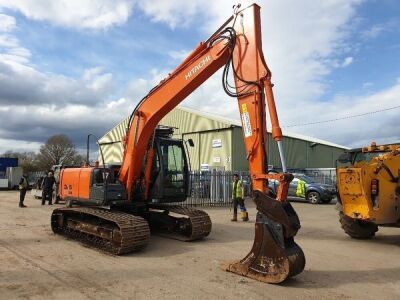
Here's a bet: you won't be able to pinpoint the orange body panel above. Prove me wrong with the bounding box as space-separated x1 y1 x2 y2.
59 167 92 201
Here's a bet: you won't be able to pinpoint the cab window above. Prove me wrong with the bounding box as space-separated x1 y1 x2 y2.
160 143 186 190
354 152 384 163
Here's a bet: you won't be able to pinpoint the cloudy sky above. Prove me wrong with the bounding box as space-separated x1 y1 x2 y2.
0 0 399 153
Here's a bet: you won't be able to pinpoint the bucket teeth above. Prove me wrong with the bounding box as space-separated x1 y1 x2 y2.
224 191 305 284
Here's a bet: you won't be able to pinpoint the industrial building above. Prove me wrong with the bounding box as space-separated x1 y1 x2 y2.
99 106 349 171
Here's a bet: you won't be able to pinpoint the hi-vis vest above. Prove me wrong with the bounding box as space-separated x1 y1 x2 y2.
295 179 306 198
19 177 28 190
232 180 243 198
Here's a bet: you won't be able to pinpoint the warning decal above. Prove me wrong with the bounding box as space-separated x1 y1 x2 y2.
241 103 252 138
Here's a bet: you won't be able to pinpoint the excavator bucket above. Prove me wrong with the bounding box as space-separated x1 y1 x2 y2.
224 191 305 283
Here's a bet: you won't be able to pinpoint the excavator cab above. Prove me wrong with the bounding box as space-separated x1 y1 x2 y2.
150 136 190 203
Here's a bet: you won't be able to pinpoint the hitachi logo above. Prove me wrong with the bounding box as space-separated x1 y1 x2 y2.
185 55 211 80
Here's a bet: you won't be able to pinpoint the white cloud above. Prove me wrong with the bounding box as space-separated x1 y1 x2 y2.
284 82 400 147
341 56 354 67
89 72 113 93
0 58 114 106
0 13 31 64
0 15 115 107
361 20 398 40
168 49 190 61
0 100 129 152
0 0 134 29
0 12 119 152
135 0 202 29
362 24 386 39
82 67 113 94
0 13 15 31
152 1 364 122
0 66 168 152
0 138 41 153
82 67 104 81
362 82 373 89
124 68 170 104
0 33 18 47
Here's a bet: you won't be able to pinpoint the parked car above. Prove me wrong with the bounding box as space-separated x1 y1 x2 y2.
269 173 336 204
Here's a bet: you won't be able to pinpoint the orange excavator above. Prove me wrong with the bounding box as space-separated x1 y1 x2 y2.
51 3 305 283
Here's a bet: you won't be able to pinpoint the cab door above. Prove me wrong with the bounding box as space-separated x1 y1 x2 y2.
151 138 189 203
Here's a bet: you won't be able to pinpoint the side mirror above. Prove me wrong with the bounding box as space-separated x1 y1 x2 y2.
338 153 352 164
187 139 194 147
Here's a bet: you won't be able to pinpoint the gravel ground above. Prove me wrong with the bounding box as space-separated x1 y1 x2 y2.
0 190 399 299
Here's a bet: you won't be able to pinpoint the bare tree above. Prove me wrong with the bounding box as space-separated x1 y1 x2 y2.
36 134 84 170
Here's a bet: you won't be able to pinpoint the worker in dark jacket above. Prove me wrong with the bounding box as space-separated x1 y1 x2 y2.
18 173 29 208
41 171 55 205
231 174 249 222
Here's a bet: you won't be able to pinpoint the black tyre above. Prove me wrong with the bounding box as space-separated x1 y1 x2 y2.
339 212 378 239
307 191 320 204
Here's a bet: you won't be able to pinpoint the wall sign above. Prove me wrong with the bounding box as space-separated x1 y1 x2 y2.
213 156 221 163
200 164 209 171
212 139 222 148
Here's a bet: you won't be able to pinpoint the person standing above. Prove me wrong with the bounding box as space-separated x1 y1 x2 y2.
41 171 55 205
231 174 249 222
296 178 306 198
18 173 29 208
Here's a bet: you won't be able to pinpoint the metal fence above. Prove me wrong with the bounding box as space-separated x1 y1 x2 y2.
183 170 252 207
181 168 337 207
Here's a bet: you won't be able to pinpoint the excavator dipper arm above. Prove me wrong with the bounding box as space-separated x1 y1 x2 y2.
118 4 305 283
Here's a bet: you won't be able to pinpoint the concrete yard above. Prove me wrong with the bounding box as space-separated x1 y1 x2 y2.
0 190 399 300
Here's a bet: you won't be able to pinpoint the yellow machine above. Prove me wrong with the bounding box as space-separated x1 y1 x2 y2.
336 142 400 238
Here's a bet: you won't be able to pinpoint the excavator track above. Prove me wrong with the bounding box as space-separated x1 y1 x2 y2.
51 207 150 255
147 205 212 241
